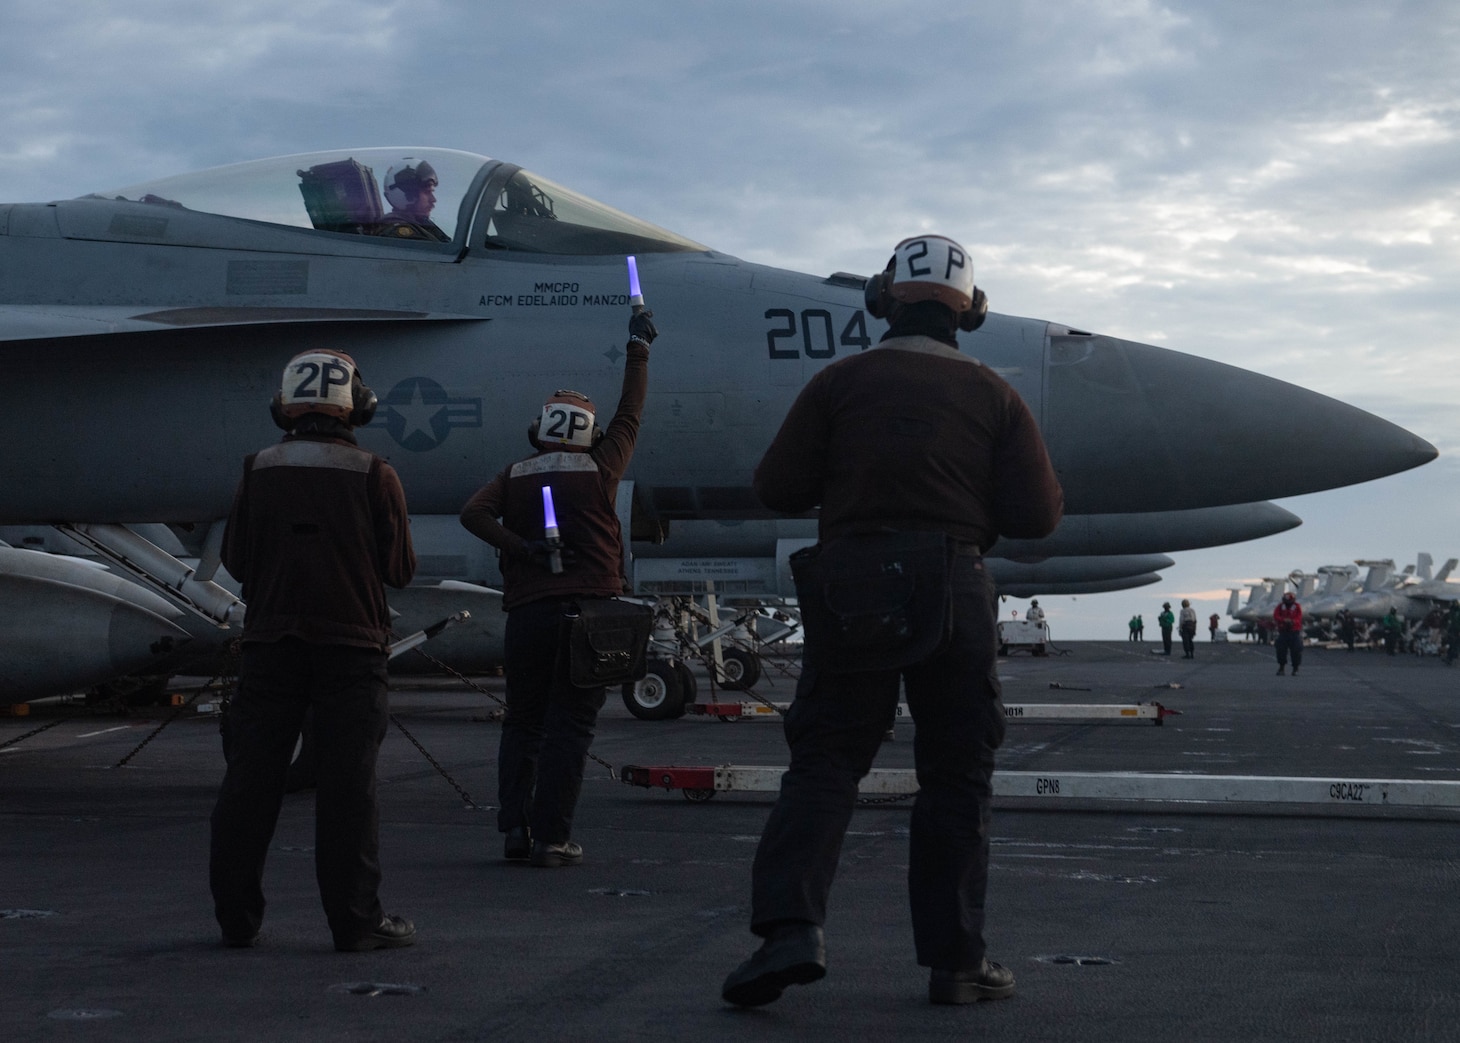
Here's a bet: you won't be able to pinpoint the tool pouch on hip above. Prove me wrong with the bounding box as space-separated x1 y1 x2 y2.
790 530 955 673
567 599 655 687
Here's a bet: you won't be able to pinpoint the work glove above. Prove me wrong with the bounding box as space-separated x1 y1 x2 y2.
628 310 658 345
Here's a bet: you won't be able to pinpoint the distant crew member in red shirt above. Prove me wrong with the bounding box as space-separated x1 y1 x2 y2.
1273 591 1304 675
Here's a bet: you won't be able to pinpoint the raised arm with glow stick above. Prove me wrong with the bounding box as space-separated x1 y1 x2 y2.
626 255 658 345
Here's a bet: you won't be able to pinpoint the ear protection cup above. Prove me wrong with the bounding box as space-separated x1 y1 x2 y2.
348 376 377 427
864 260 896 320
958 287 989 332
270 391 295 432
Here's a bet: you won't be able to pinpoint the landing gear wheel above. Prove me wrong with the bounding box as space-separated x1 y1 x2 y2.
717 648 761 691
621 658 685 721
674 660 698 710
683 787 715 802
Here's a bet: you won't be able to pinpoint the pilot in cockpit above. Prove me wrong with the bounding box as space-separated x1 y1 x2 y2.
374 159 449 242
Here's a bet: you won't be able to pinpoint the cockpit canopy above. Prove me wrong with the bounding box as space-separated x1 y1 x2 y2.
87 147 706 256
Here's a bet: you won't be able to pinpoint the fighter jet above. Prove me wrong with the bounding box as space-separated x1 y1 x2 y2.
1398 555 1460 603
1342 558 1450 622
0 147 1439 700
1227 579 1285 634
1302 564 1362 620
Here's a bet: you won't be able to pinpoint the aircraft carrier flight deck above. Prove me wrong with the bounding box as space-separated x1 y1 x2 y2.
3 639 1457 1042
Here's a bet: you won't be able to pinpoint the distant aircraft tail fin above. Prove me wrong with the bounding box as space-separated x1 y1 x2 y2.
1357 560 1395 592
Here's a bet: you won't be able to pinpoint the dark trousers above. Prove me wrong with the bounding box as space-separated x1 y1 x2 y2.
750 556 1004 971
1180 628 1196 657
498 599 608 844
1161 626 1173 654
210 639 389 945
1275 630 1303 670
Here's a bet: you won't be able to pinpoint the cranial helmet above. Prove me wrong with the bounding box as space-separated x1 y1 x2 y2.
271 350 377 430
384 159 439 209
529 389 599 450
863 234 988 331
1283 591 1296 602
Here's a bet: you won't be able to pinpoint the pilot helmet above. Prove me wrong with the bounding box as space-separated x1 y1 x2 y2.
384 159 439 209
271 350 377 429
529 389 599 450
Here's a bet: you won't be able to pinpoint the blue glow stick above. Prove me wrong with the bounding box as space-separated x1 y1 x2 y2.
626 255 644 312
541 485 563 573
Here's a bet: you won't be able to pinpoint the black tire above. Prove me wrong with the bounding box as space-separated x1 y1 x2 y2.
674 660 698 710
621 658 685 720
717 647 761 691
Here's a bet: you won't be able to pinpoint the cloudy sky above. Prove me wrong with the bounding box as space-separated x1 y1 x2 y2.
4 1 1457 639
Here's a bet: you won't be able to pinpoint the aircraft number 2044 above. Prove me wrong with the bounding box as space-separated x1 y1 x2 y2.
765 308 872 360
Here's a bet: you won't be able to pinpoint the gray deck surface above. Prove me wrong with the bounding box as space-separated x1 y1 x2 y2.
4 639 1458 1042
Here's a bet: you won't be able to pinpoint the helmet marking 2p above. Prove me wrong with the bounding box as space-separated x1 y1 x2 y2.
271 350 377 430
864 234 989 332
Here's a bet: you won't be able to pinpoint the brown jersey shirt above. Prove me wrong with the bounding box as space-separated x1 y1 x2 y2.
754 335 1063 549
460 341 648 610
222 432 416 650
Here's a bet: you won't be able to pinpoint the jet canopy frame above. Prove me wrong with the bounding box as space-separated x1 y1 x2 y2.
84 147 707 256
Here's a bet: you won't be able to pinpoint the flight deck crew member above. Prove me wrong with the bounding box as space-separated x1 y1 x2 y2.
721 235 1064 1008
1178 599 1197 658
373 159 450 242
1382 607 1403 656
460 309 658 867
1209 612 1220 641
1442 602 1460 666
210 350 417 952
1158 602 1175 655
1273 591 1303 675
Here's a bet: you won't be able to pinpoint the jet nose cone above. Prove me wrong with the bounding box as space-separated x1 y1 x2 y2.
1042 332 1437 514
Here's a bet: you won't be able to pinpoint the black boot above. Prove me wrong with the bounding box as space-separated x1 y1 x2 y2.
722 923 826 1007
929 958 1016 1004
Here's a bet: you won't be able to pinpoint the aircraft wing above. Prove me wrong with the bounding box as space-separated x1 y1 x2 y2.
0 304 485 342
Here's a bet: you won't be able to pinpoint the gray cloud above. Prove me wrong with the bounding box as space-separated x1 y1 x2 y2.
3 1 1456 636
